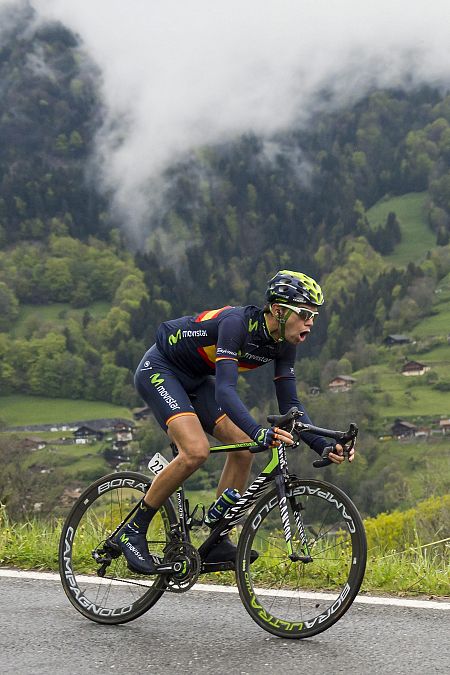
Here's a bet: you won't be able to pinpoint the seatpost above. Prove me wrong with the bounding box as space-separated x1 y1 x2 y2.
168 441 190 540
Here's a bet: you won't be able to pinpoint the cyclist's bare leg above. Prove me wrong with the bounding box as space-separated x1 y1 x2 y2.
212 415 254 496
143 415 209 508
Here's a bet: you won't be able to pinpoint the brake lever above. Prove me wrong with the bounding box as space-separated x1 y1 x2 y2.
310 423 358 468
312 447 334 468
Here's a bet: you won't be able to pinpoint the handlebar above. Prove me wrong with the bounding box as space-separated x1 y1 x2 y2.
267 407 358 468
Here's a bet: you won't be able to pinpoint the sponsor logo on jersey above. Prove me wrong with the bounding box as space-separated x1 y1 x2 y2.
149 372 180 410
241 352 271 363
216 347 238 358
168 328 208 345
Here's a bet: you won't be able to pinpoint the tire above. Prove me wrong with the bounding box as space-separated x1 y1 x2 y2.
236 478 367 639
59 471 177 625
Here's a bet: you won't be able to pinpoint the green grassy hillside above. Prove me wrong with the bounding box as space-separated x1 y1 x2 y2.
413 271 450 339
0 395 132 426
367 192 434 266
355 364 450 418
361 193 450 420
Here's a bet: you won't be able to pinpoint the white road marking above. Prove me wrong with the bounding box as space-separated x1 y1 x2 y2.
1 568 449 610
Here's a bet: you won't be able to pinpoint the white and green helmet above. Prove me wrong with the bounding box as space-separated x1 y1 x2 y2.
266 270 324 307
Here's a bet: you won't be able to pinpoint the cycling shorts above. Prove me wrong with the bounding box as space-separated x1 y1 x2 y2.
134 345 226 434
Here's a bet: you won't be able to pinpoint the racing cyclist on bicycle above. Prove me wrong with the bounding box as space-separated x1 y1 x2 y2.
115 270 355 574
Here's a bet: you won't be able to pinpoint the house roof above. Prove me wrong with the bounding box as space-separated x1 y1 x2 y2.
392 420 417 429
385 334 411 341
330 375 356 383
74 425 101 434
402 360 427 369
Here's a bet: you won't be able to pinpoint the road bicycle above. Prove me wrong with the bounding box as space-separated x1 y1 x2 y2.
59 407 366 639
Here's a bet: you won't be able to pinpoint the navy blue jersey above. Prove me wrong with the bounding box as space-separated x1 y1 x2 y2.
152 305 327 452
156 305 294 377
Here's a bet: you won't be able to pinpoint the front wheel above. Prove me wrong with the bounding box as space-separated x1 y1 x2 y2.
236 478 367 639
59 471 177 625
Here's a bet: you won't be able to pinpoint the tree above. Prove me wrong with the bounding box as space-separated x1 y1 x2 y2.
42 258 72 302
0 283 19 331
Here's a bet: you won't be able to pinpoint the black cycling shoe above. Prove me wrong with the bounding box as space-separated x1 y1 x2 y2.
204 536 259 564
113 526 161 575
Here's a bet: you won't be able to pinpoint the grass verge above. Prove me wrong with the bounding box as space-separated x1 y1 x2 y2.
0 504 448 597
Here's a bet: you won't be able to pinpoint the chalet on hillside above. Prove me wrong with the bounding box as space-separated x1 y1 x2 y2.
328 375 356 392
401 360 430 376
391 419 417 437
113 422 134 448
133 406 152 421
384 334 412 347
439 419 450 434
22 437 47 451
73 425 104 444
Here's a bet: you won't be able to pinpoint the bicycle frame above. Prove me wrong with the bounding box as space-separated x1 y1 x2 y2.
171 439 308 564
104 409 357 574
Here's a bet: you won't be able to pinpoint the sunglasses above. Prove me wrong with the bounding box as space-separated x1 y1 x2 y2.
281 304 319 321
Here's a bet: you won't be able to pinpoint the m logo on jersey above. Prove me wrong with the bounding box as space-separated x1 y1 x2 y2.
168 329 182 345
150 373 165 386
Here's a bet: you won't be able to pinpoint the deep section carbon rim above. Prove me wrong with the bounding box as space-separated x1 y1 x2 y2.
236 478 367 638
59 471 176 624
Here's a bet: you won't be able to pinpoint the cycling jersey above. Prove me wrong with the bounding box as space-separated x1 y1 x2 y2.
136 305 328 453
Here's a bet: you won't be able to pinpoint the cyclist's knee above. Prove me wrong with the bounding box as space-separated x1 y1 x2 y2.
227 448 254 468
178 442 209 472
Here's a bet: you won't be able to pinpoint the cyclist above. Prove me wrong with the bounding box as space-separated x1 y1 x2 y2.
116 270 355 574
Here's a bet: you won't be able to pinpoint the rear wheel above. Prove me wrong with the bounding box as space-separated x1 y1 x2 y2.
59 471 177 624
236 478 366 638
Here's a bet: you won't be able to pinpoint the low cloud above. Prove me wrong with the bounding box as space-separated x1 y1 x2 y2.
16 0 450 239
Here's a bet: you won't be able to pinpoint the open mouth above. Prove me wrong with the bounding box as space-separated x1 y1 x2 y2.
299 330 310 342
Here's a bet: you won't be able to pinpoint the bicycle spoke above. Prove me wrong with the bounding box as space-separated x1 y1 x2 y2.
59 472 176 624
236 479 366 638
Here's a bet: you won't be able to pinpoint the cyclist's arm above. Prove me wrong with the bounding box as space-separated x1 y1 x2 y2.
274 346 329 455
214 314 262 440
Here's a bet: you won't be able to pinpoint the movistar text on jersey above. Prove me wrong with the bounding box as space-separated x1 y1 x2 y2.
156 385 180 410
182 329 207 337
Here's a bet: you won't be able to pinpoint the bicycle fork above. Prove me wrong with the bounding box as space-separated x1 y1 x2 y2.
274 459 312 564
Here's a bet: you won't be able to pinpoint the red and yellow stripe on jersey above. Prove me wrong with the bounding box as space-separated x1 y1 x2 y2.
195 306 232 369
194 305 259 372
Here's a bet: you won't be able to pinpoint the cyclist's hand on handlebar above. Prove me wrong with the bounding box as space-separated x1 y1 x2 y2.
328 443 355 464
254 426 294 449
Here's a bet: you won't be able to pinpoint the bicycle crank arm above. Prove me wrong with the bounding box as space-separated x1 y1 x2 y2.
289 553 313 563
154 561 186 574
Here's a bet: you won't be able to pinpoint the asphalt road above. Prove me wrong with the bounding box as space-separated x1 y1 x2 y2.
0 574 449 675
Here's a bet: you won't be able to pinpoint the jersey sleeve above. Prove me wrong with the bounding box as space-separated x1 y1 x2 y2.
214 313 262 440
274 344 329 455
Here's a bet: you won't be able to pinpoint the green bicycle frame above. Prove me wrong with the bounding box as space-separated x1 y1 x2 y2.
180 440 311 561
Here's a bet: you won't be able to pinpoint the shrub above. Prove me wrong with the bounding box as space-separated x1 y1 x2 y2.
364 494 450 552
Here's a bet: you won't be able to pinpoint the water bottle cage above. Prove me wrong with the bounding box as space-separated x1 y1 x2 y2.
186 503 205 529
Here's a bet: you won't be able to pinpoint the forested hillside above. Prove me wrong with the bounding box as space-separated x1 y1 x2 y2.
1 8 450 517
1 12 450 402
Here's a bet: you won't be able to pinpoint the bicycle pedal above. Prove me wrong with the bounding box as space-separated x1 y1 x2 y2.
105 538 121 554
201 561 235 573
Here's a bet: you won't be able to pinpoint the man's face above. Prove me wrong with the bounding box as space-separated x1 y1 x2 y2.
277 303 319 345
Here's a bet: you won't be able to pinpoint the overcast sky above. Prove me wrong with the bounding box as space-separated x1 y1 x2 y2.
4 0 450 237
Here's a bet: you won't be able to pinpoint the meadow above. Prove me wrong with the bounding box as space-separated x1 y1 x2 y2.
366 192 434 266
0 395 133 426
